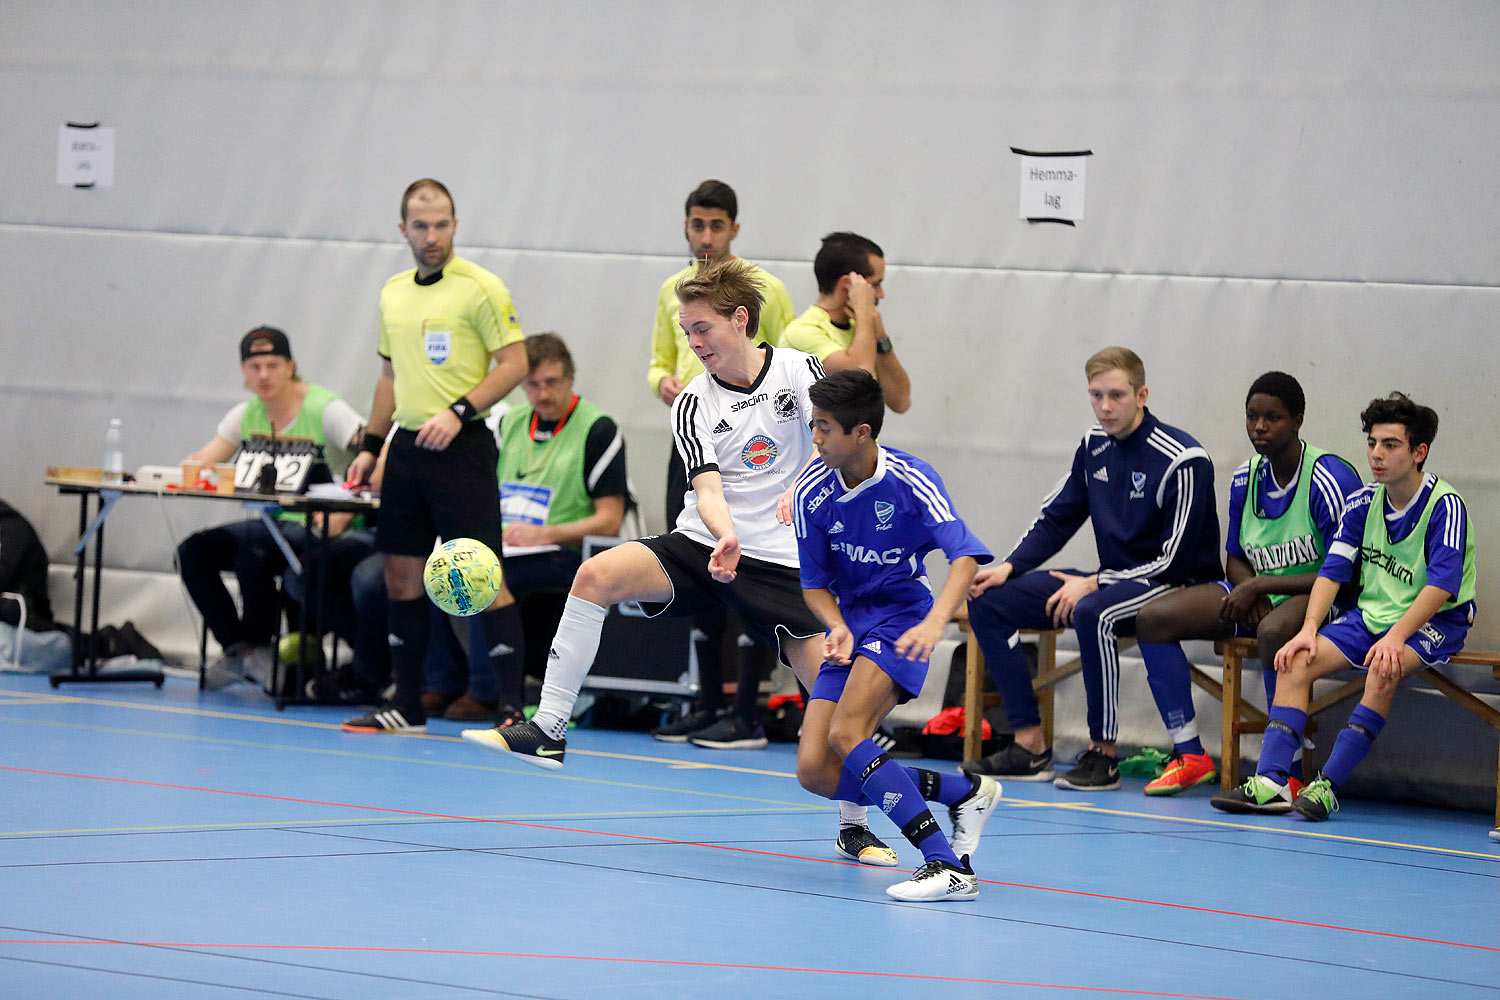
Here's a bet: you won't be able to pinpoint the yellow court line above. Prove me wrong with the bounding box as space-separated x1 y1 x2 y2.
1013 799 1500 861
0 715 820 813
2 691 796 777
0 805 822 839
6 686 1498 861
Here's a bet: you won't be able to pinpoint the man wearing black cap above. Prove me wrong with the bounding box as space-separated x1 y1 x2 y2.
341 178 529 734
178 327 366 687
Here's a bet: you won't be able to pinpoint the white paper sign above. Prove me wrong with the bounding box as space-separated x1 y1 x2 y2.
1017 153 1087 222
57 124 116 188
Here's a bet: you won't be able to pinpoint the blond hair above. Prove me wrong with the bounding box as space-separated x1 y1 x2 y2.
1084 346 1146 389
675 257 764 337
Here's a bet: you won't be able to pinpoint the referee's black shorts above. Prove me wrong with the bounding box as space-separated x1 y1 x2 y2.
633 532 823 653
377 422 504 558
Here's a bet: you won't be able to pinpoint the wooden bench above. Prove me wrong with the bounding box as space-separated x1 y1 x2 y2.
954 610 1105 764
955 610 1500 826
1216 637 1500 825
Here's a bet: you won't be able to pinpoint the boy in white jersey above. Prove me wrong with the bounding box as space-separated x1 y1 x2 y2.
1212 392 1477 820
461 260 895 861
792 369 1001 901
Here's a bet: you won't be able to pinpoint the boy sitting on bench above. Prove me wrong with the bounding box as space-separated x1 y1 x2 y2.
1212 392 1477 821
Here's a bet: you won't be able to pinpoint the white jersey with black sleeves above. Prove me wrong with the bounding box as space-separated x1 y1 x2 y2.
669 344 825 567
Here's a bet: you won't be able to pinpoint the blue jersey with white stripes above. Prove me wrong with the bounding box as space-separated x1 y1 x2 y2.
1004 409 1222 586
794 446 992 619
1225 445 1363 560
1319 472 1474 608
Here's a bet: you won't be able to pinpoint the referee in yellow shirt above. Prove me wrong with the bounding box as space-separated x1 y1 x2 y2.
781 232 911 414
343 179 529 734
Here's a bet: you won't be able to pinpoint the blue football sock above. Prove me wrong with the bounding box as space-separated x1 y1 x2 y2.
844 739 958 866
1140 642 1200 754
1256 705 1307 784
834 768 876 808
1322 704 1386 788
1173 736 1205 756
913 768 974 807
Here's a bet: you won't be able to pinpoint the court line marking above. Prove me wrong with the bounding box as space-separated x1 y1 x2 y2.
4 691 1497 863
3 765 1496 955
0 938 1259 999
0 714 818 810
0 692 794 776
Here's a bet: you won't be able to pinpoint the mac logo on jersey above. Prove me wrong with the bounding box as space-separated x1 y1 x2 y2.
740 435 779 470
773 388 798 422
1130 471 1147 499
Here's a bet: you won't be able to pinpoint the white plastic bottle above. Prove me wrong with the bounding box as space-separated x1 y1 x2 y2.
102 417 124 484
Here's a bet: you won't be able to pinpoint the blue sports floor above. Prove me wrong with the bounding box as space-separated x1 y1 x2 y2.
2 672 1498 1000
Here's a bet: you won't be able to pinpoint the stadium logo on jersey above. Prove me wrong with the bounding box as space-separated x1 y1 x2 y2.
828 520 845 534
807 483 836 513
424 329 451 365
773 388 798 422
862 639 883 654
1092 467 1109 483
1130 471 1147 499
730 392 768 412
712 419 732 435
740 435 779 470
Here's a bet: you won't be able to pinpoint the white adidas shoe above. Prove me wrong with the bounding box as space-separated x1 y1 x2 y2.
949 774 1001 858
885 856 978 902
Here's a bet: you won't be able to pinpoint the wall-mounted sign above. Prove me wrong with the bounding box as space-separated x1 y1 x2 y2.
57 122 115 188
1014 147 1090 225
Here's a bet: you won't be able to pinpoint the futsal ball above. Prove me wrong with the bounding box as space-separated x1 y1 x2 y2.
423 538 502 617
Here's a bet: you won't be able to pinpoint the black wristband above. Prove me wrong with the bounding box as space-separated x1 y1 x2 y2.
875 336 894 355
449 396 477 422
359 432 384 456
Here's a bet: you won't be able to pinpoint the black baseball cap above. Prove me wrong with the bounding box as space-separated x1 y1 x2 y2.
240 326 293 361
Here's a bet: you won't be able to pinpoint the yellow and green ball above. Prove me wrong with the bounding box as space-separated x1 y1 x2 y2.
423 538 502 617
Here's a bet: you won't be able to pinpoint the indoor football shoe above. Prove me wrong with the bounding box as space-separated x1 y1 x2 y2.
652 708 719 743
948 774 1002 857
960 742 1054 781
1053 747 1122 791
1209 774 1294 814
1292 774 1340 821
340 704 426 734
688 715 768 749
462 719 566 770
1143 751 1218 796
835 825 899 867
885 855 979 902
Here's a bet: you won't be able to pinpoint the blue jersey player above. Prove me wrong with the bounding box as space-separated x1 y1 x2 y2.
792 369 1000 902
1213 392 1476 820
964 347 1223 791
1135 372 1361 796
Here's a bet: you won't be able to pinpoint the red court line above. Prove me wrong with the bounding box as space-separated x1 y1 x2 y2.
5 765 1496 955
0 939 1247 999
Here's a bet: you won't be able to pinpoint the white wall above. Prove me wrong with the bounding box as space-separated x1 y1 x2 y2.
4 1 1499 646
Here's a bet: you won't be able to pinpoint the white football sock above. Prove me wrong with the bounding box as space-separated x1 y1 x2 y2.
532 594 609 739
839 800 869 828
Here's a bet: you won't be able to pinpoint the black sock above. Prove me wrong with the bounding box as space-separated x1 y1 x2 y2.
479 601 526 710
387 596 430 717
729 636 765 721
